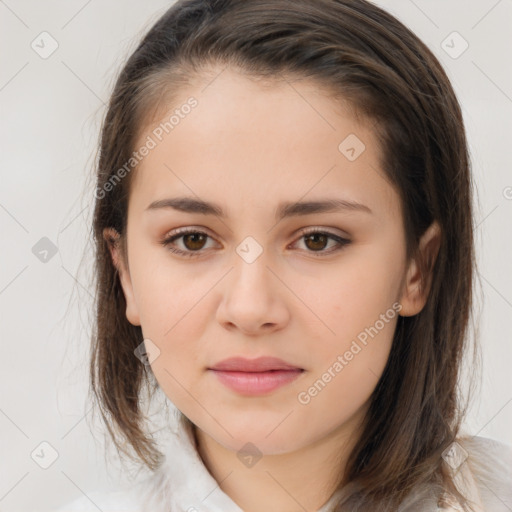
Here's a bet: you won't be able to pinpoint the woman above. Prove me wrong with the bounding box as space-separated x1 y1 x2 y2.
57 0 512 510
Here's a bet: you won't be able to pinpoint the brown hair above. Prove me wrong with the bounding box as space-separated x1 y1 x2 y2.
88 0 481 510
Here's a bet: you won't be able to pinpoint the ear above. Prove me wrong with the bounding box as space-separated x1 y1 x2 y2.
103 227 141 326
398 221 441 317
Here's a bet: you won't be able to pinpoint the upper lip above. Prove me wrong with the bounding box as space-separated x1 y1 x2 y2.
209 356 303 372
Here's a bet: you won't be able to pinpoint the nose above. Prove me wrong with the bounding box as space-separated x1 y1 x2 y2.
215 247 290 336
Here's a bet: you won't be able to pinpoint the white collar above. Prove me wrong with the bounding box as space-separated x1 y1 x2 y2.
58 411 511 511
135 411 511 512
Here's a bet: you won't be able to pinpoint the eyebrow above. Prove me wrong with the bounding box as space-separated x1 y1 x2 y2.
145 196 373 220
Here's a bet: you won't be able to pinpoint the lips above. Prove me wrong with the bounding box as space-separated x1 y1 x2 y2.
209 356 303 372
208 357 304 395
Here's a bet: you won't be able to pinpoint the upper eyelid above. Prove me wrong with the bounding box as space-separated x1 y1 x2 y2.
163 226 218 243
163 226 349 240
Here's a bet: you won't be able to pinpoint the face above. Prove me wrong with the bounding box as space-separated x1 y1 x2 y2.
105 67 438 456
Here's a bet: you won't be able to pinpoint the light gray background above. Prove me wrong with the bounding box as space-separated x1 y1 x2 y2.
1 1 511 510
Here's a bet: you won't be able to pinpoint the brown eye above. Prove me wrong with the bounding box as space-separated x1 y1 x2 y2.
182 232 208 251
161 227 350 259
293 228 351 256
161 229 216 258
304 232 330 251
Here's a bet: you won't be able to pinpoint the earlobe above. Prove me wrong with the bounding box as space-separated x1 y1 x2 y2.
398 221 441 317
102 227 141 326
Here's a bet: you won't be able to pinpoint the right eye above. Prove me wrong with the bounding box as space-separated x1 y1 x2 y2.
160 228 218 258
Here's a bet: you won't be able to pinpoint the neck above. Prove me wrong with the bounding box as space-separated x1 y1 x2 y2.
193 411 365 512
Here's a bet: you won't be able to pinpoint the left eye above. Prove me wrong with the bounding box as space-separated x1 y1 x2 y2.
160 228 351 258
293 228 351 254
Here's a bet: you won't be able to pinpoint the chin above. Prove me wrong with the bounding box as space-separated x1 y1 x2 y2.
205 417 306 455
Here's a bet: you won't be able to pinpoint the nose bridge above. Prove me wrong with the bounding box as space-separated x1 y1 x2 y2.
230 234 274 294
215 233 288 333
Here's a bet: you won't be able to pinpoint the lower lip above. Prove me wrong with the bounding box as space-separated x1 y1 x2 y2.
210 369 304 395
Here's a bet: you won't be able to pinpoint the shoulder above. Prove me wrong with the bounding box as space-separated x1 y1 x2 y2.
402 435 512 512
54 478 150 512
454 435 512 511
459 434 512 476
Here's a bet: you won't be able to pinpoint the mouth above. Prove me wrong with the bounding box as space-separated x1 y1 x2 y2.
209 356 303 372
208 357 305 395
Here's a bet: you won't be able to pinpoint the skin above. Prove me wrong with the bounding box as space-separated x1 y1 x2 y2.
105 67 440 512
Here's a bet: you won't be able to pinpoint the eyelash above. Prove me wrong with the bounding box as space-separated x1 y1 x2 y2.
160 227 351 258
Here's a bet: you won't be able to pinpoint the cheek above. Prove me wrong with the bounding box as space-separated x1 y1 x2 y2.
130 256 213 357
294 254 401 340
295 254 401 399
130 253 205 334
296 310 398 441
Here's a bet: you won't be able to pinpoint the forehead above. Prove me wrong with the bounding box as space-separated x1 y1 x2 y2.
129 67 399 220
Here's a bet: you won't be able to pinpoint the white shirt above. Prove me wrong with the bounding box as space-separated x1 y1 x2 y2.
55 413 512 512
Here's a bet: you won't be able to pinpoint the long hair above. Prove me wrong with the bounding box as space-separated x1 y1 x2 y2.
89 1 480 510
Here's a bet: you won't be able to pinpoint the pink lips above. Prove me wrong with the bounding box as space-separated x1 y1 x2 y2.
208 356 304 395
